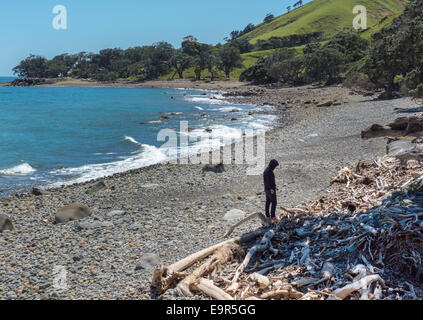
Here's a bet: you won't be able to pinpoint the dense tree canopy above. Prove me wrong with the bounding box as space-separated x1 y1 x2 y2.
218 44 244 78
364 0 423 97
13 55 48 78
13 36 243 81
241 31 364 85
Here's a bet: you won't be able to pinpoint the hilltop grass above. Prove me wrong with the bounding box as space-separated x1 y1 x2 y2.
242 0 405 44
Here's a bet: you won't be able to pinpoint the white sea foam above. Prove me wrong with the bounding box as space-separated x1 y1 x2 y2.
49 143 167 187
185 92 229 105
212 106 243 112
0 163 36 176
125 136 141 145
46 91 277 188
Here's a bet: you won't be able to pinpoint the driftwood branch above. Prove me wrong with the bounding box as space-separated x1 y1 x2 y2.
194 278 234 300
329 274 385 300
221 212 267 239
175 242 242 297
152 226 269 293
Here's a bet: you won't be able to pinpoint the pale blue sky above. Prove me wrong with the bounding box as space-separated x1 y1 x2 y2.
0 0 311 75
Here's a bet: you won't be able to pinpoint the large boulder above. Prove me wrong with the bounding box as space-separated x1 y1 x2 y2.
0 213 13 232
362 116 423 139
55 204 91 224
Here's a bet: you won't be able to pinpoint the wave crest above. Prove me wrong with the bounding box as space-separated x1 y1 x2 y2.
0 163 36 176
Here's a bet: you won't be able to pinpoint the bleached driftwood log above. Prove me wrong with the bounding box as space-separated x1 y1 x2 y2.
221 212 267 239
260 289 303 300
175 242 242 297
152 227 269 293
329 274 385 300
227 228 278 294
194 278 234 300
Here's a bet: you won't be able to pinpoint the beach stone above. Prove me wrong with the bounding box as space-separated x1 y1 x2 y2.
202 163 225 174
55 204 91 223
0 213 13 232
77 221 114 230
86 181 106 194
135 253 160 271
107 210 125 217
223 209 245 222
316 100 333 107
31 187 43 196
73 254 83 262
128 223 143 231
140 184 159 189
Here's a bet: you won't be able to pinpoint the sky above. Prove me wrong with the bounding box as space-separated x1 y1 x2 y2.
0 0 312 76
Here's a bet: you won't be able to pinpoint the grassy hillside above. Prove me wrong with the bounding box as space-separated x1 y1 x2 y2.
241 0 406 43
162 0 406 81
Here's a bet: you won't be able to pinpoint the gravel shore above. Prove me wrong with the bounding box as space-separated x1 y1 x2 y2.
0 82 421 300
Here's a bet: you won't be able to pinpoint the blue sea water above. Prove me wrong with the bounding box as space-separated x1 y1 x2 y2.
0 80 276 195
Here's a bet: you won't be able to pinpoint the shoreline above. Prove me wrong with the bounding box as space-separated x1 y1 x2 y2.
1 82 422 300
2 78 255 91
0 84 279 197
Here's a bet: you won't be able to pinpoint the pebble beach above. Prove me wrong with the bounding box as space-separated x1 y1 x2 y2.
0 81 421 300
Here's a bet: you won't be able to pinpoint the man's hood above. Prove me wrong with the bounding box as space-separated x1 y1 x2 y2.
268 159 279 171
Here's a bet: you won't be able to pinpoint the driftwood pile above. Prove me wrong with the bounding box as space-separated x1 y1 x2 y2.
152 117 423 300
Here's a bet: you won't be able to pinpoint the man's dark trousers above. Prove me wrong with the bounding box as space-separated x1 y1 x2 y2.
265 191 277 219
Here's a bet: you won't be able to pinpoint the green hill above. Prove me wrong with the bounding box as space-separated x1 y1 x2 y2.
241 0 406 43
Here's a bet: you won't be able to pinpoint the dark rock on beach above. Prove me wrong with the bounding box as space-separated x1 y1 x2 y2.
9 78 54 87
31 187 43 196
0 213 13 232
86 181 106 194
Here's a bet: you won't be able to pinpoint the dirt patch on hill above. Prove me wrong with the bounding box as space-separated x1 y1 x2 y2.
379 9 393 17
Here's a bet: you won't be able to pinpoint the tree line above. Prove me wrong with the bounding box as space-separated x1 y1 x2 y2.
13 36 243 81
240 32 369 85
13 1 423 98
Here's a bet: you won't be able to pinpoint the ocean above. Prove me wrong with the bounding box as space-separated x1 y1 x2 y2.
0 78 276 195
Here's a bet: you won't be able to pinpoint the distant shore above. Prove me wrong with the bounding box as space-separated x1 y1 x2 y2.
3 78 253 91
0 82 420 300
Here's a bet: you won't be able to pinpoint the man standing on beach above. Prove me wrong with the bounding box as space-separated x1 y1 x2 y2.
263 159 279 224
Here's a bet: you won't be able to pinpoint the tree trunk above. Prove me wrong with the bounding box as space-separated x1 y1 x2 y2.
178 68 184 79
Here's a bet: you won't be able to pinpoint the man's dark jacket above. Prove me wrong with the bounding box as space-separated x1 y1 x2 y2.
263 160 279 192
